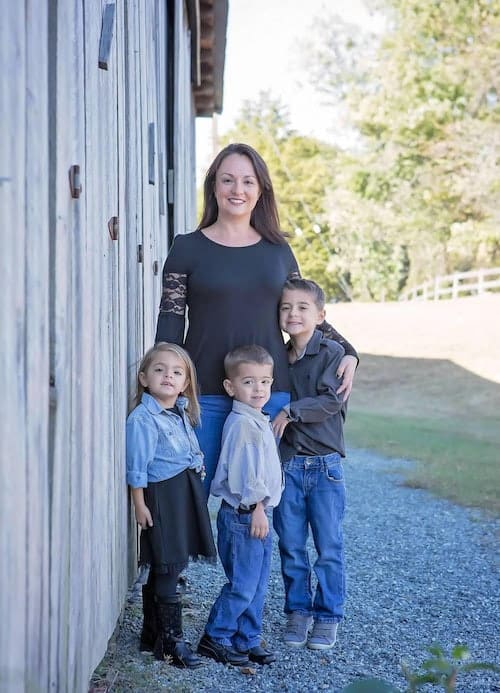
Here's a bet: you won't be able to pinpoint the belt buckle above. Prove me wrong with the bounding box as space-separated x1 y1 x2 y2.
237 503 256 514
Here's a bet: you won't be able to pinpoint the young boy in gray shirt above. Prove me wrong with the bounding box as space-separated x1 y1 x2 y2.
197 345 283 667
273 278 356 651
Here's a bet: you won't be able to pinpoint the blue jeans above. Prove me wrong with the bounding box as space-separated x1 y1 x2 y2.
273 453 346 623
205 502 273 651
196 392 290 494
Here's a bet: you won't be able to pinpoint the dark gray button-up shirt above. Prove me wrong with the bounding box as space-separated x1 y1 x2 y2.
280 329 347 462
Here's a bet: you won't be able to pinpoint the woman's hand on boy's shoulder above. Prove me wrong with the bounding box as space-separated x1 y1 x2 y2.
336 354 357 401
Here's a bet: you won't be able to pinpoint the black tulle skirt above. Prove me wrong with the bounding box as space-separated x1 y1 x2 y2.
140 468 216 574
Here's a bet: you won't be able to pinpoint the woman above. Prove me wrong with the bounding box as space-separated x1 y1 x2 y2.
155 143 357 491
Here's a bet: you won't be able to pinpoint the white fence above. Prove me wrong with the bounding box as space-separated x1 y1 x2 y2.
400 267 500 301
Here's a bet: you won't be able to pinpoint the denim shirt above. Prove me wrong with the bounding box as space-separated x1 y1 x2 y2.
126 392 204 488
210 400 283 508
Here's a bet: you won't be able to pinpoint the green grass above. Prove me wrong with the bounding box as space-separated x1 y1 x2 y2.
345 410 500 515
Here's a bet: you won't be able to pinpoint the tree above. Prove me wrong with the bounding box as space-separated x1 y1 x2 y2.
303 0 500 296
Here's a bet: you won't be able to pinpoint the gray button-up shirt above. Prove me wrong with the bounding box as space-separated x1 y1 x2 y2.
210 400 283 509
280 329 347 462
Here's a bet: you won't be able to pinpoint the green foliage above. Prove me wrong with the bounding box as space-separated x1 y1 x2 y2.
302 0 500 297
346 406 500 515
401 643 499 692
346 409 500 514
216 2 500 300
341 643 499 692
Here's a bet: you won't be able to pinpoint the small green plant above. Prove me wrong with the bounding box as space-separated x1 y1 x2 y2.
341 643 499 693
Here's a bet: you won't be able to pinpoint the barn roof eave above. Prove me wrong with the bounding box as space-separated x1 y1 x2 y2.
188 0 228 117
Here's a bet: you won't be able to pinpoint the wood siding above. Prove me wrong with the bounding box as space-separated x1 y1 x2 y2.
0 1 217 690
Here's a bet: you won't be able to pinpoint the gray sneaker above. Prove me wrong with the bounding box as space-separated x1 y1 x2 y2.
283 613 313 647
307 621 338 650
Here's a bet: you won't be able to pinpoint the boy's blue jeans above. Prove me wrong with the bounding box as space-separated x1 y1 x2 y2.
205 501 273 650
273 452 346 623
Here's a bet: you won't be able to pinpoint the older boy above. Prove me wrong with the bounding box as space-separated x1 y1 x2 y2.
273 278 355 651
197 345 283 666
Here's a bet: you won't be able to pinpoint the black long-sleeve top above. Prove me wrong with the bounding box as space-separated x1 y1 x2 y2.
155 230 357 396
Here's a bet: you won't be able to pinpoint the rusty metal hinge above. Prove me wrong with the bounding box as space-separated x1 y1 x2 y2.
108 216 119 241
69 165 82 199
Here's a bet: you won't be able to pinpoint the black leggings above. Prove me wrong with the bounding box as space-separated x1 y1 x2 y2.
146 564 185 600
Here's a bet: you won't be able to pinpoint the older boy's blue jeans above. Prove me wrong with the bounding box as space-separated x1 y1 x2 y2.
273 452 346 623
205 502 273 651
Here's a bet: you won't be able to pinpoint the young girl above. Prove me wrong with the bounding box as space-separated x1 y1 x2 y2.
126 342 216 668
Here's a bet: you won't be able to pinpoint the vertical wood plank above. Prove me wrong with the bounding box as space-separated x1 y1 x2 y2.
80 0 127 682
127 0 146 372
139 1 157 345
48 0 86 689
154 0 169 286
174 0 197 239
25 0 50 690
123 0 146 578
0 2 27 688
114 0 133 594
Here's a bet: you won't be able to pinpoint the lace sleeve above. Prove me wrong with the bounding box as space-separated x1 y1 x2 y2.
319 321 358 361
286 243 301 281
155 272 187 345
158 272 187 316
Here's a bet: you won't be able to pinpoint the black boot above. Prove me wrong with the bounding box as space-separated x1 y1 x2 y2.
139 584 157 652
153 596 203 668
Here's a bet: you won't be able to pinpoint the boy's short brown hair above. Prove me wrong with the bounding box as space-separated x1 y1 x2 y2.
224 344 274 379
282 277 325 310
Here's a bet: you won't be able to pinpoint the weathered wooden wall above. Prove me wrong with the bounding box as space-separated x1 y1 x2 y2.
0 0 207 690
1 1 50 689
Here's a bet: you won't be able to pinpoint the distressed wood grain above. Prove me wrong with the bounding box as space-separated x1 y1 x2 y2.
1 0 200 690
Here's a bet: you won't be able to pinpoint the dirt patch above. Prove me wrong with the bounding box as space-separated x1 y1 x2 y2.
326 293 500 383
326 294 500 438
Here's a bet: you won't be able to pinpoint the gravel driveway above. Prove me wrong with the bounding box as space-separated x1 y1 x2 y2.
91 450 499 692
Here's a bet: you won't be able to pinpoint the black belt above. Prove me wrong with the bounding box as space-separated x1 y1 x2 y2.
222 499 257 514
238 503 257 514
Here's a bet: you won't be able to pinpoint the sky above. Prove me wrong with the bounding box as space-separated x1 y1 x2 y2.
195 0 385 179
